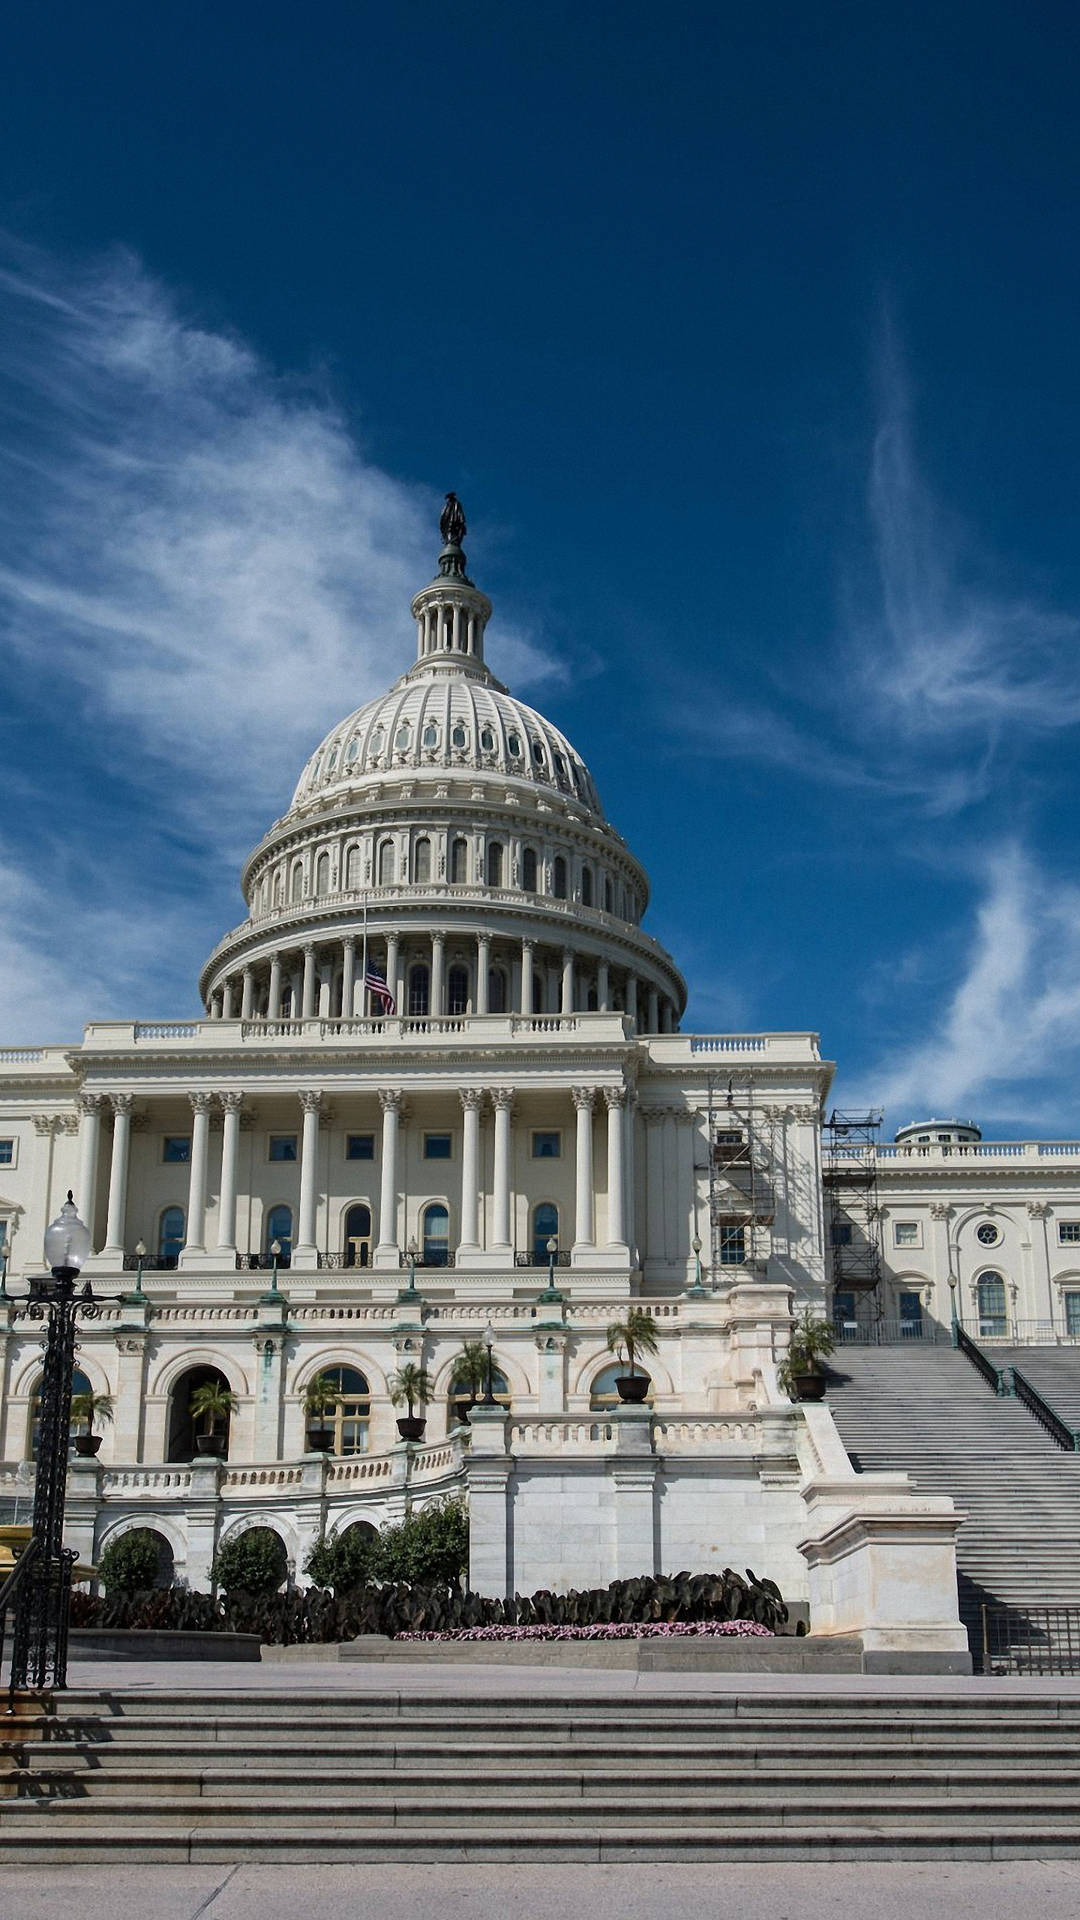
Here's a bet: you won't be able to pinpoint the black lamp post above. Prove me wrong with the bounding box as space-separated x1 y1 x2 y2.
687 1232 710 1298
537 1234 563 1305
398 1237 421 1305
9 1191 95 1694
481 1317 497 1406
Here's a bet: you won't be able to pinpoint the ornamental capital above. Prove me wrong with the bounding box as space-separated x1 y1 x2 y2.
604 1085 628 1111
1026 1200 1050 1218
189 1091 215 1115
929 1202 952 1220
571 1086 595 1112
378 1088 406 1115
110 1092 135 1117
78 1092 106 1116
219 1091 244 1114
460 1088 485 1112
298 1089 323 1115
489 1087 515 1112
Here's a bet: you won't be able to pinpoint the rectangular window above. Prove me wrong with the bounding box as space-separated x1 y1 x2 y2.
831 1220 853 1247
1066 1293 1080 1338
1059 1222 1080 1245
715 1130 743 1146
718 1225 745 1265
532 1131 561 1159
0 1139 13 1165
899 1291 923 1336
346 1133 375 1161
893 1221 921 1247
832 1290 857 1329
162 1136 191 1163
423 1133 452 1160
269 1134 298 1162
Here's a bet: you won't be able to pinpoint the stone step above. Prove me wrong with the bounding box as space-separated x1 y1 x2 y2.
28 1737 1080 1765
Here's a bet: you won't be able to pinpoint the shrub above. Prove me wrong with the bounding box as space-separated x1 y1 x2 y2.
212 1526 288 1597
97 1528 164 1595
370 1498 469 1588
304 1524 377 1594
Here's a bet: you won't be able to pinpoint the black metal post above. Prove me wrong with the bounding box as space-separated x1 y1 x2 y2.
482 1337 497 1406
9 1272 83 1692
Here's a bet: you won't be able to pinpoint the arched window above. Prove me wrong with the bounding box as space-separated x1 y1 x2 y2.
977 1272 1008 1339
315 852 331 896
448 1359 510 1425
604 875 613 914
414 837 432 883
345 736 359 764
487 842 504 888
266 1204 293 1267
394 722 411 752
590 1362 653 1410
346 845 362 889
422 722 439 750
422 1203 450 1266
480 725 495 752
158 1206 185 1268
451 721 467 749
408 964 430 1017
166 1364 232 1463
378 840 396 887
370 724 384 757
532 1202 559 1262
290 862 304 903
581 867 593 907
273 870 283 907
522 847 538 892
450 837 468 884
488 968 507 1014
343 1203 372 1269
447 965 469 1016
327 747 339 773
30 1368 91 1459
507 732 522 758
307 1365 370 1455
553 856 567 900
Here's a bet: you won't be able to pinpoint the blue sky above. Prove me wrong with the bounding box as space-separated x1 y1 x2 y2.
2 1 1080 1138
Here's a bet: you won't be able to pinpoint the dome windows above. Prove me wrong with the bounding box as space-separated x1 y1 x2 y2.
507 732 522 758
315 852 331 896
345 737 359 764
522 846 538 892
370 725 385 757
581 867 593 908
377 841 396 887
447 965 469 1015
450 837 468 885
422 722 439 750
408 964 430 1017
553 855 567 900
346 845 362 890
480 725 495 752
414 837 432 884
487 841 504 888
451 721 468 750
327 747 339 773
604 875 613 914
394 723 412 753
553 751 567 782
532 739 546 766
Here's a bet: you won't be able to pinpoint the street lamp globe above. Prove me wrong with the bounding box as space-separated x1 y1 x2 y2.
43 1192 91 1278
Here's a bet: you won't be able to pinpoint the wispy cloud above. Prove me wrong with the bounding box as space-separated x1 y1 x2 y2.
845 843 1080 1130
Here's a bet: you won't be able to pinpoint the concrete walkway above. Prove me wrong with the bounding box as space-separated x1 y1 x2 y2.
4 1862 1080 1920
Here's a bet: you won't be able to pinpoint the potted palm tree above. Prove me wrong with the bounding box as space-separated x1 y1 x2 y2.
189 1380 237 1457
391 1362 432 1442
447 1340 488 1425
605 1308 659 1402
303 1373 339 1451
777 1308 836 1402
70 1389 114 1457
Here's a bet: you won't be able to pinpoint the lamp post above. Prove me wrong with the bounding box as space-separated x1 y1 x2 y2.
125 1239 148 1307
482 1317 497 1406
537 1234 563 1306
688 1232 710 1298
948 1271 959 1343
398 1237 421 1305
9 1192 95 1695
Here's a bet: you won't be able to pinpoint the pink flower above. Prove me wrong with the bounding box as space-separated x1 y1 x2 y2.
396 1620 773 1643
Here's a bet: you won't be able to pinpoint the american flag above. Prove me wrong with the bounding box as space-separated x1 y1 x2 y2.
365 969 396 1015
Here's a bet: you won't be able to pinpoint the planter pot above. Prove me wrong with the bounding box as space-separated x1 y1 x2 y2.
74 1435 102 1457
615 1375 650 1404
396 1416 427 1442
195 1434 227 1457
789 1370 828 1402
307 1429 334 1452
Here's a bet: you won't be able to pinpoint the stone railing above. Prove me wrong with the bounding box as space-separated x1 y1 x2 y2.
326 1456 394 1484
101 1467 195 1494
223 1465 306 1489
829 1141 1080 1165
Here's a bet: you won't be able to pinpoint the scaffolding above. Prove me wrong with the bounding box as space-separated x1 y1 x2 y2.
705 1078 776 1277
822 1109 884 1305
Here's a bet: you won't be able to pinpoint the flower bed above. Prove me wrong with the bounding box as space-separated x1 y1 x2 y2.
397 1619 774 1643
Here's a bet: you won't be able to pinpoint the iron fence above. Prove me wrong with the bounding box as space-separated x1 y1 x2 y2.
983 1605 1080 1676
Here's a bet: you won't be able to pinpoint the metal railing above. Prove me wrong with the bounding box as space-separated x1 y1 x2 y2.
832 1317 949 1346
1009 1367 1080 1451
514 1251 572 1269
983 1605 1080 1676
954 1323 1009 1393
1 1533 41 1712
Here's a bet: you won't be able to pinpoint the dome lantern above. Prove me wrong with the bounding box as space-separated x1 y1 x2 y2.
410 492 493 679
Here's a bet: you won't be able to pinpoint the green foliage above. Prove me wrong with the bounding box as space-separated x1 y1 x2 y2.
70 1390 113 1433
777 1308 836 1397
212 1526 288 1597
371 1497 469 1587
449 1341 488 1401
189 1381 238 1435
605 1308 660 1377
302 1373 341 1420
390 1363 432 1414
97 1527 163 1594
303 1524 377 1594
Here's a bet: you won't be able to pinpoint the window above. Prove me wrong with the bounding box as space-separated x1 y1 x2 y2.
590 1362 652 1410
532 738 546 766
450 838 468 884
424 1133 452 1160
158 1206 184 1267
936 1133 951 1142
507 732 522 757
309 1365 370 1455
346 845 361 889
604 876 613 914
832 1290 857 1331
315 852 330 895
894 1221 921 1247
486 841 504 887
422 1202 450 1266
451 721 467 749
532 1202 559 1261
345 737 359 763
714 1130 743 1146
290 863 303 902
554 751 567 781
163 1136 191 1163
449 1359 509 1423
976 1221 1000 1247
408 965 430 1017
831 1220 854 1247
394 723 411 752
422 722 439 749
378 841 396 886
977 1272 1008 1339
553 855 567 900
522 847 538 891
899 1291 923 1336
581 867 593 907
346 1133 375 1161
31 1368 90 1459
370 725 384 756
0 1140 13 1166
1059 1222 1080 1245
269 1134 298 1162
480 726 495 752
532 1131 561 1159
718 1225 746 1266
447 966 469 1016
343 1203 372 1269
413 837 432 883
1065 1292 1080 1338
266 1204 293 1266
327 747 338 772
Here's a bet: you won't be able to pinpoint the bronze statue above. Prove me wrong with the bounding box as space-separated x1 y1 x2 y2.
439 492 467 549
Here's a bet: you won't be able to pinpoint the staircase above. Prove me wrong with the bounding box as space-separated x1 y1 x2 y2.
993 1347 1080 1435
4 1685 1080 1859
825 1344 1080 1654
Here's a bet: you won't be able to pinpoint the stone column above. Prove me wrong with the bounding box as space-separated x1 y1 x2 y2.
341 937 356 1018
216 1093 243 1253
674 1109 696 1262
605 1086 627 1248
240 966 255 1021
647 986 659 1032
293 1090 323 1261
490 1090 515 1251
597 960 610 1012
572 1086 596 1250
431 931 445 1017
76 1094 104 1246
476 934 490 1015
376 1089 404 1257
626 976 638 1027
520 939 535 1016
222 978 237 1019
301 945 317 1019
386 933 401 1012
561 950 575 1017
459 1089 483 1253
182 1092 213 1254
209 993 223 1020
101 1093 134 1259
611 1409 659 1579
268 954 283 1021
661 1000 673 1033
643 1107 666 1261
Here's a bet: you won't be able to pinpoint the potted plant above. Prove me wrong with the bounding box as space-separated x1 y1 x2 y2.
302 1372 339 1451
777 1307 836 1402
391 1361 432 1442
447 1340 488 1425
189 1380 238 1457
605 1308 659 1402
70 1389 114 1457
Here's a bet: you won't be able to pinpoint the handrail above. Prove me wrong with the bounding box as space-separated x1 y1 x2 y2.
954 1323 1009 1394
1010 1367 1080 1452
1 1533 42 1714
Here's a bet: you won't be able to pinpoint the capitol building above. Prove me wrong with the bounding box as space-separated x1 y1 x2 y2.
0 498 1077 1660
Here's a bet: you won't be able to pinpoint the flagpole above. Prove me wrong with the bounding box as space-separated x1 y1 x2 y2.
361 899 368 1020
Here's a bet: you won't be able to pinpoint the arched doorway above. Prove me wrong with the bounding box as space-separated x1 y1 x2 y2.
422 1203 450 1267
343 1203 372 1268
167 1364 233 1463
307 1366 370 1454
589 1362 653 1410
